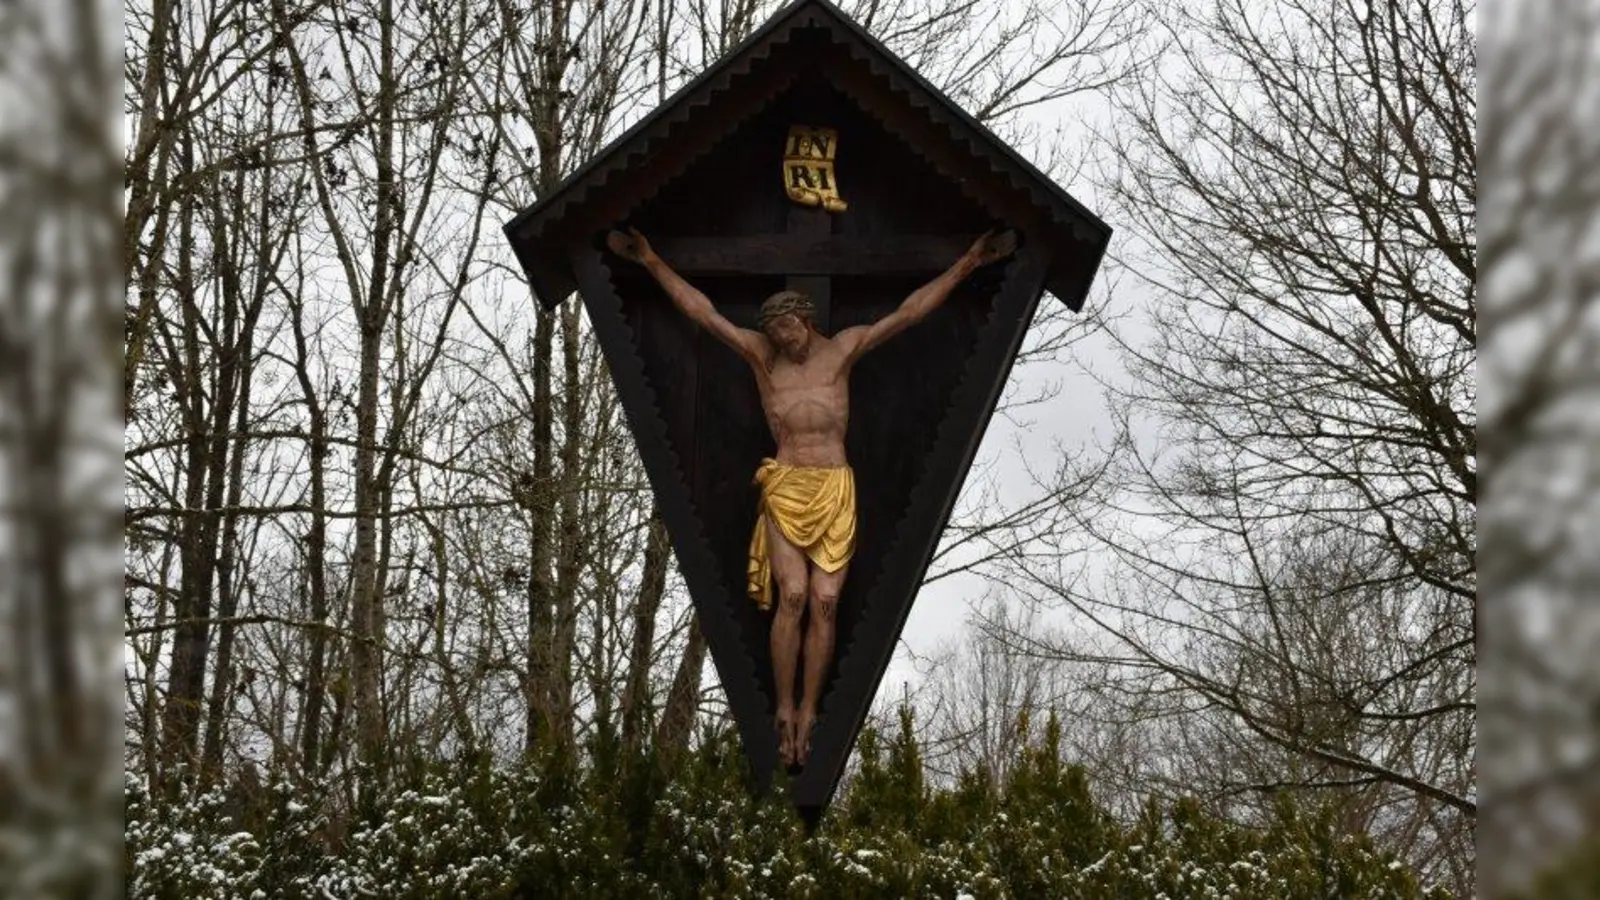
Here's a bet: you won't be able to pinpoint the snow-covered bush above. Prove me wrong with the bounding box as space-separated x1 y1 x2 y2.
126 716 1452 899
125 770 263 900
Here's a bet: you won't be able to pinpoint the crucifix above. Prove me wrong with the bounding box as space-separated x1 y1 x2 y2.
606 210 1016 767
507 0 1110 823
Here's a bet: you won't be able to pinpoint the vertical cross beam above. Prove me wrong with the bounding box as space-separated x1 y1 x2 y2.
784 206 833 332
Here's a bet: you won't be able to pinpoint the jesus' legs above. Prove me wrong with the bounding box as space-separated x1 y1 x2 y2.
796 562 846 766
766 518 810 766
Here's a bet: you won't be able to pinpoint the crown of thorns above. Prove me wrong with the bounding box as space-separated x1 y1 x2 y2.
758 290 815 329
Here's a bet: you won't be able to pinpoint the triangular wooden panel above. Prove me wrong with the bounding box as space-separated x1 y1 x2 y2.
505 0 1110 825
588 78 1035 817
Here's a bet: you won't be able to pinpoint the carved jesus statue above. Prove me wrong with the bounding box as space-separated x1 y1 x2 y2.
607 226 1017 766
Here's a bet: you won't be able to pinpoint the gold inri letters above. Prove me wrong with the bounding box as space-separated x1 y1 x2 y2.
783 125 847 213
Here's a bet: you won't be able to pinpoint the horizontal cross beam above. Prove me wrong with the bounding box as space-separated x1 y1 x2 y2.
652 234 970 276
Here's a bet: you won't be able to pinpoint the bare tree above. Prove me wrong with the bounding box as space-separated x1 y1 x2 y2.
1478 1 1600 895
123 0 544 793
1106 0 1475 605
1 0 122 895
974 0 1474 891
919 597 1065 786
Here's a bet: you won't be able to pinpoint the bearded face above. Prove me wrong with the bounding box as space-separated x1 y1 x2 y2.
764 312 812 362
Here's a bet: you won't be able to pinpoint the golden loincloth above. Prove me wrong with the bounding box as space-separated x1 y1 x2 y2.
746 458 857 610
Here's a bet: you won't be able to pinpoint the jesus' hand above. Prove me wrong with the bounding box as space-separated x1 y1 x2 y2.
966 229 1019 266
606 227 655 264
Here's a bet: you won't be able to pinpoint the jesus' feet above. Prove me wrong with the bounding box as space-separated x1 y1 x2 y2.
794 710 817 766
777 708 798 767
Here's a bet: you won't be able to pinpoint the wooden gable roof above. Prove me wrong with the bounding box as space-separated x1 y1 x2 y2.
503 0 1110 311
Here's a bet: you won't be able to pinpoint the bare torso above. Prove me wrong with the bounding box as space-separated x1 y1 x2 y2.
751 333 854 468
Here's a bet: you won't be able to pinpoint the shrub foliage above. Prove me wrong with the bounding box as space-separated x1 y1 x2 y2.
127 712 1449 899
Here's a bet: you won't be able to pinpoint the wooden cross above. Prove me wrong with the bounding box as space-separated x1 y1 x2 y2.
780 206 834 330
650 207 969 332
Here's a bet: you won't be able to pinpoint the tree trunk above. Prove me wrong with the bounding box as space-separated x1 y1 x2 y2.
198 324 254 786
654 617 707 767
621 512 670 757
199 170 270 785
291 294 332 775
159 138 218 783
349 0 400 781
123 0 178 412
550 298 585 755
520 0 574 760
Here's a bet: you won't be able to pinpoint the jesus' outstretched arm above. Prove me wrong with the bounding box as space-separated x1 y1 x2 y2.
835 229 1017 363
